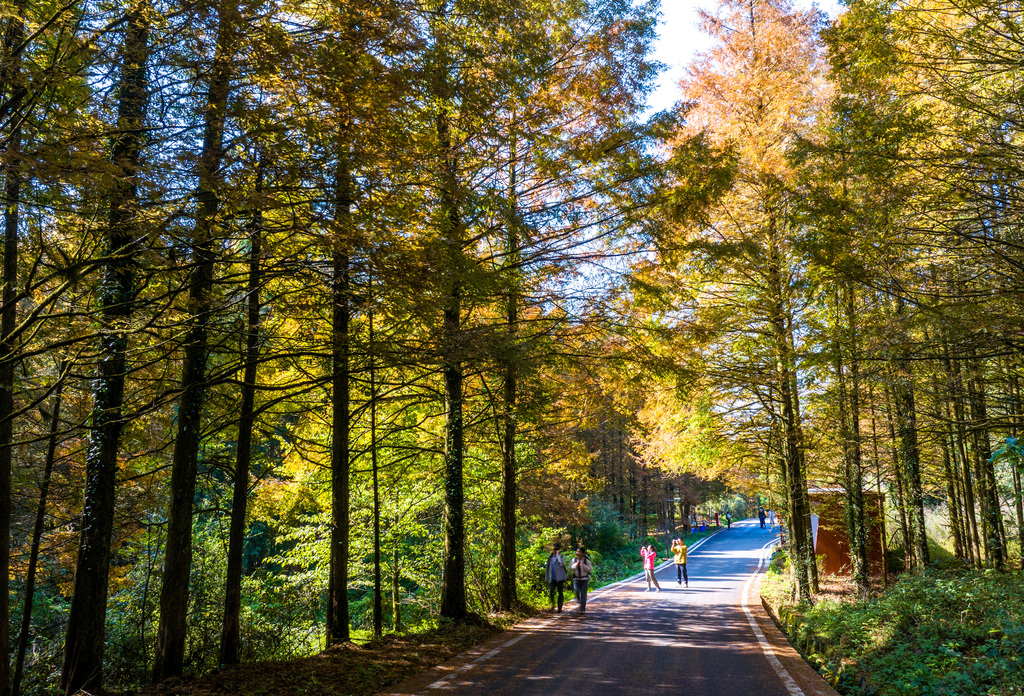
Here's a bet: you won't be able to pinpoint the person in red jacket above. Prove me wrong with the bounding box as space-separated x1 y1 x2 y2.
640 544 661 592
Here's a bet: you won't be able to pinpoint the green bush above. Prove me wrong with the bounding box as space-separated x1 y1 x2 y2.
780 569 1024 696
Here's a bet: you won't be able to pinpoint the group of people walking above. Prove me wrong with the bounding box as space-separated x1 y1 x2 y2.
545 510 784 615
545 544 593 613
545 536 691 614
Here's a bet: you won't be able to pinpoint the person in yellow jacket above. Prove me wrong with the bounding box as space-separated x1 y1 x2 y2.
671 538 688 587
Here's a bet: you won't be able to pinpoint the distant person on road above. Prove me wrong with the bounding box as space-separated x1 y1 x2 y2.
640 544 661 592
570 547 593 613
545 543 568 612
671 538 688 587
725 511 731 528
758 508 766 528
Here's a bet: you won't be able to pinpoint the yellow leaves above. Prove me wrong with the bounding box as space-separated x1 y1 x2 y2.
680 0 830 185
634 378 742 480
252 477 323 527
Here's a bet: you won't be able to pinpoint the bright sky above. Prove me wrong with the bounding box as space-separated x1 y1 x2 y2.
646 0 845 115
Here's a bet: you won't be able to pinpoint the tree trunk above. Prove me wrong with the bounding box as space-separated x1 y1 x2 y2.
949 354 982 565
219 154 263 665
370 297 382 638
61 5 150 691
13 363 65 696
153 0 235 678
0 6 26 693
967 355 1003 569
440 274 465 618
326 146 352 645
667 482 676 534
767 220 811 600
867 386 889 587
1009 367 1024 570
838 284 868 591
783 244 816 593
436 92 466 618
498 144 518 612
391 544 402 631
940 432 965 561
884 384 913 570
932 360 965 561
950 433 974 566
891 351 929 568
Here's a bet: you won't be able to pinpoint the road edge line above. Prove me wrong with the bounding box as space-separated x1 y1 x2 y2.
741 541 804 696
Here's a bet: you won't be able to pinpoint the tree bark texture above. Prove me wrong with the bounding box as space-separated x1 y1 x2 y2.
61 6 150 692
948 354 982 564
838 284 868 591
766 221 811 600
892 352 929 569
967 356 1003 569
437 100 466 619
884 387 914 570
867 389 889 587
326 148 352 645
153 0 236 678
499 148 518 612
14 364 64 696
392 545 402 631
370 300 382 638
220 155 263 665
0 6 25 694
1009 368 1024 570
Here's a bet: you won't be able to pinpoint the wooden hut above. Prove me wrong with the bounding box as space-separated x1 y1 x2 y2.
807 488 887 577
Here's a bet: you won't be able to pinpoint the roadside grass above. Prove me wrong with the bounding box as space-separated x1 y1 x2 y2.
763 557 1024 696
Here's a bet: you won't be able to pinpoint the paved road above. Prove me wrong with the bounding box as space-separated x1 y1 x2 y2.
384 519 836 696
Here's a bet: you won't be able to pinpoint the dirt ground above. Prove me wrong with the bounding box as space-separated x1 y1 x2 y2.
129 616 525 696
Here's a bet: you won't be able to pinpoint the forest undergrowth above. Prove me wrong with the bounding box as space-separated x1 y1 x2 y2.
762 553 1024 696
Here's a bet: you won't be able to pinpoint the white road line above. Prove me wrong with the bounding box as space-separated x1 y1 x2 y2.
741 540 804 696
416 633 530 692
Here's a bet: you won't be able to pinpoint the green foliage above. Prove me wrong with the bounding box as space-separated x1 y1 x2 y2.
785 570 1024 696
568 499 631 553
760 549 793 609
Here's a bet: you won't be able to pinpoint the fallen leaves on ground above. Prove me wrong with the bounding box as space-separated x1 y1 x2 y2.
130 615 528 696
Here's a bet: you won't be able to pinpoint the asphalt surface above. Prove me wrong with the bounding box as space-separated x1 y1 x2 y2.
383 519 838 696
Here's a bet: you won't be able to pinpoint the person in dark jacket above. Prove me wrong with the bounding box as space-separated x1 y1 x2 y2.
569 547 593 614
545 543 568 611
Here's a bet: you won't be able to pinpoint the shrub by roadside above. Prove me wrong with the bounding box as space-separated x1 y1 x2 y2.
762 560 1024 696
